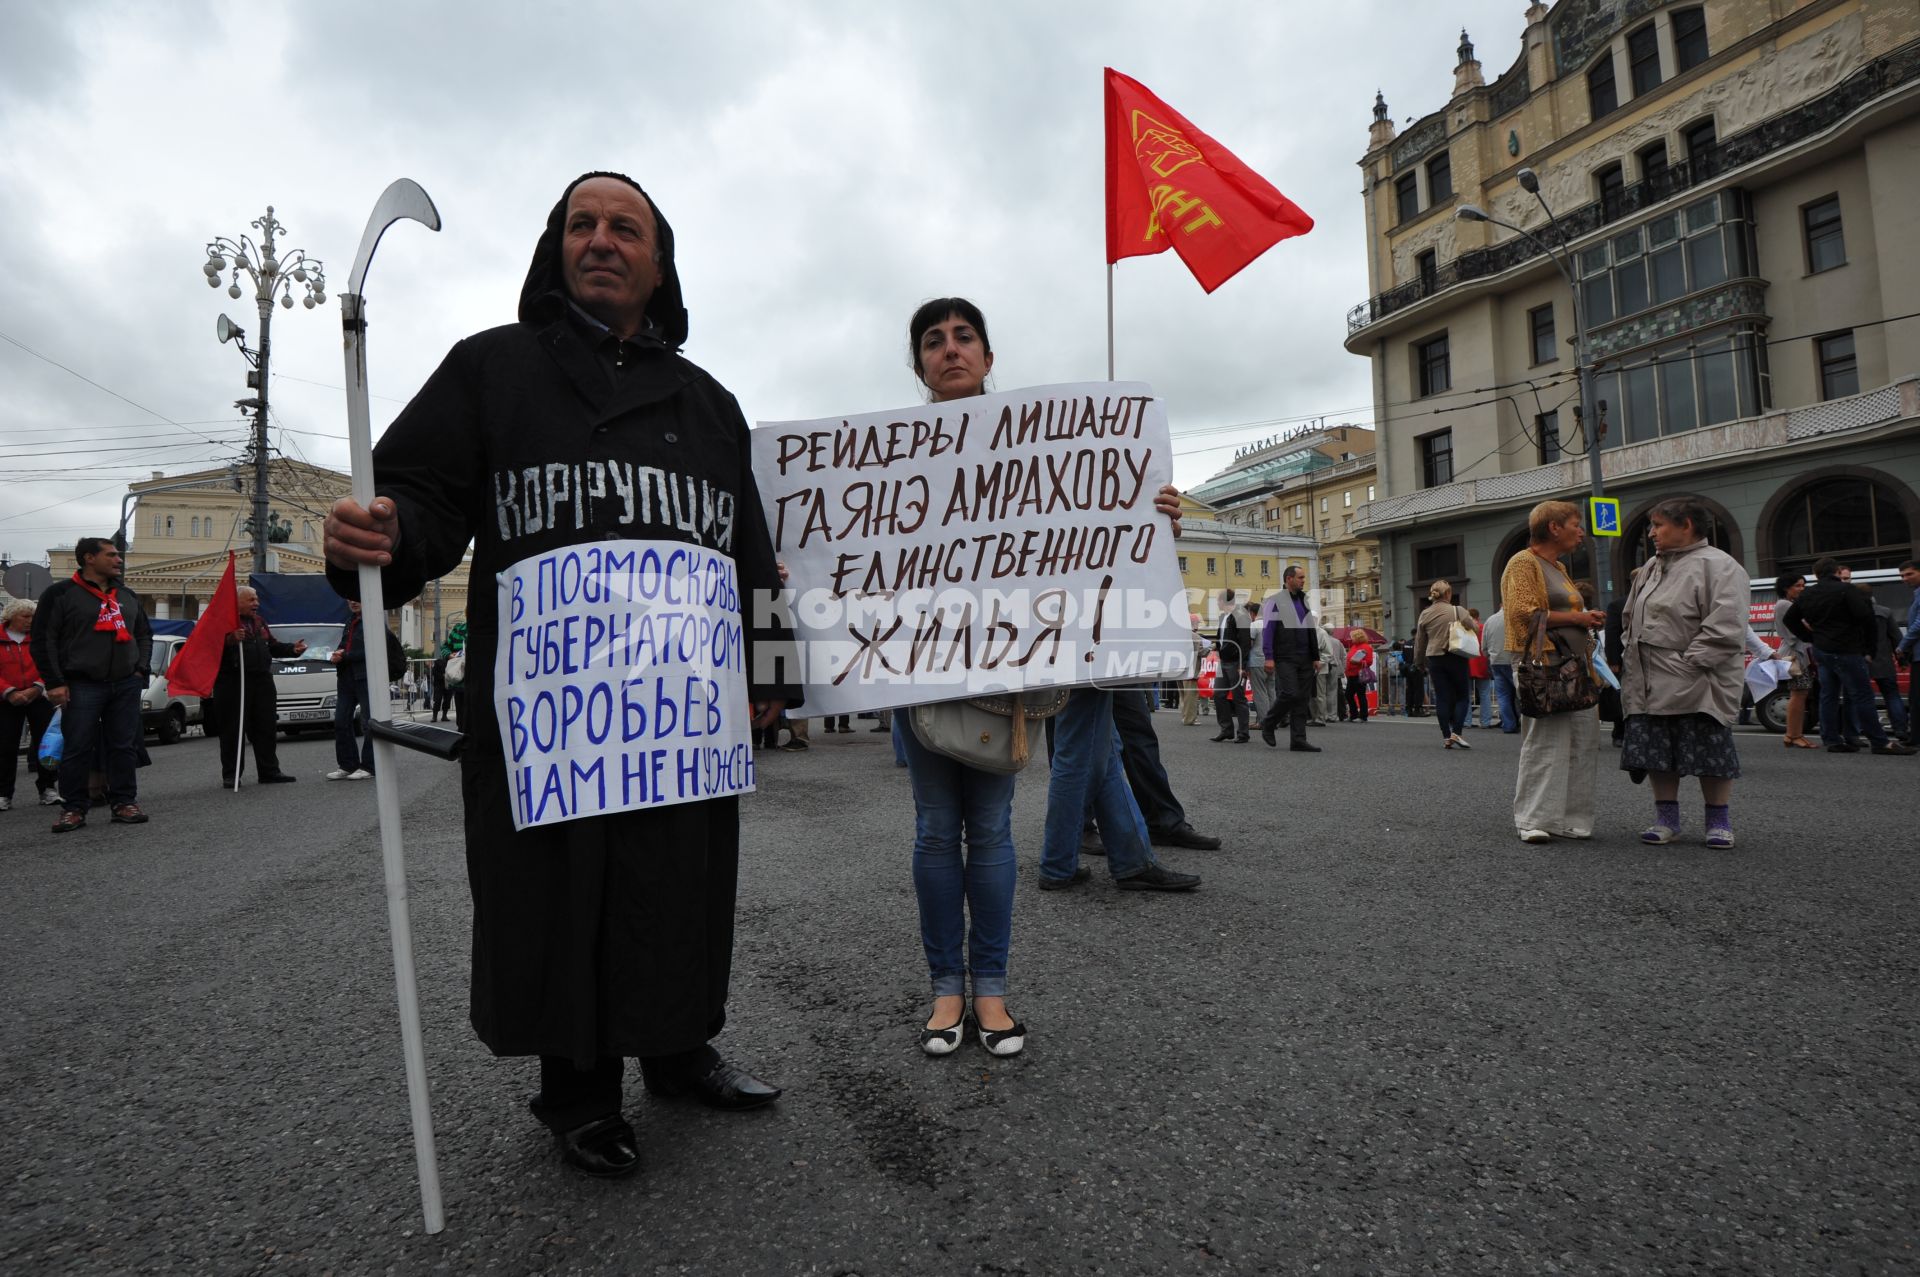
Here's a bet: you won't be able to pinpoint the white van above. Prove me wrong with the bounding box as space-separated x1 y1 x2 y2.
142 635 204 744
263 622 348 735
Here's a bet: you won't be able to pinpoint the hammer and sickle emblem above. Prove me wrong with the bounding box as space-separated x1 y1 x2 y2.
1130 110 1203 179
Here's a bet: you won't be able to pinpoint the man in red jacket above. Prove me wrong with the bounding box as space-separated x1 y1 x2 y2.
0 599 59 810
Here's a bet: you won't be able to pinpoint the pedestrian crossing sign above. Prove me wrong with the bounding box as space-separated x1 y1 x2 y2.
1590 496 1621 537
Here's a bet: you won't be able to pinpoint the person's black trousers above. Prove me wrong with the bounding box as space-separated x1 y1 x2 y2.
214 670 282 780
0 696 58 800
1259 659 1313 745
1212 662 1249 738
1405 668 1426 716
1426 653 1471 738
1111 688 1188 832
531 1045 721 1131
1344 675 1369 721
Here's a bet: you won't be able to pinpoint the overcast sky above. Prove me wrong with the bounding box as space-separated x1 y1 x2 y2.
0 0 1530 566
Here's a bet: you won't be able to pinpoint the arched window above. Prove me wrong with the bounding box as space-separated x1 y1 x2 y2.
1492 524 1592 611
165 516 175 537
1767 474 1913 576
1621 494 1741 577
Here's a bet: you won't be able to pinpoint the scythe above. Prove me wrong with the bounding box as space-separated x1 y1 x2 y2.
338 178 457 1235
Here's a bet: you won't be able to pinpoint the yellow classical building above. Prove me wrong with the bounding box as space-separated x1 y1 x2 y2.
114 460 471 649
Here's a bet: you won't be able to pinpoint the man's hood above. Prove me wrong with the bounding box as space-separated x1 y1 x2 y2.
517 170 689 349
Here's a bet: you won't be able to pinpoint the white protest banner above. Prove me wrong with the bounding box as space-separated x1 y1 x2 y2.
493 539 754 831
752 381 1194 717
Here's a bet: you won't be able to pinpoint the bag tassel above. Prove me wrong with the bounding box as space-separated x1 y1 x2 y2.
1009 709 1029 768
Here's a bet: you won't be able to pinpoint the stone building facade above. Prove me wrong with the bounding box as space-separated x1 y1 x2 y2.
1188 426 1384 630
1347 0 1920 622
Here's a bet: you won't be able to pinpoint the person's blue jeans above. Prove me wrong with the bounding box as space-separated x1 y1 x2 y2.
57 675 142 813
1470 677 1493 726
898 715 1016 998
1872 676 1908 739
1039 689 1157 883
334 668 375 773
1491 664 1519 732
1813 650 1888 745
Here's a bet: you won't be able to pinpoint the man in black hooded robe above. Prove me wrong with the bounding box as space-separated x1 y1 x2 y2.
326 172 798 1179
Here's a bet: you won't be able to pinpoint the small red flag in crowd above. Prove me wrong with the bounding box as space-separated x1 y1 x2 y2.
1104 68 1314 293
165 552 238 698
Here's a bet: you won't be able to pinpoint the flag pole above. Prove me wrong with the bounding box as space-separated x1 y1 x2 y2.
233 663 244 793
1106 264 1116 380
340 178 445 1235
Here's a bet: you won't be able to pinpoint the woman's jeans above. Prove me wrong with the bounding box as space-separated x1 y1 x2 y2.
1426 654 1471 739
898 716 1016 998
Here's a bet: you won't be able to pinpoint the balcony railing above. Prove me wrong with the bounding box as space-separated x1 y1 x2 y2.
1347 39 1920 337
1355 378 1914 532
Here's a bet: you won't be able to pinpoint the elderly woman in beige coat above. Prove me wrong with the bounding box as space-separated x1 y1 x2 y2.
1618 496 1750 848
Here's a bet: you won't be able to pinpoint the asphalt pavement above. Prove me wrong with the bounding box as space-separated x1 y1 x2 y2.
2 709 1915 1275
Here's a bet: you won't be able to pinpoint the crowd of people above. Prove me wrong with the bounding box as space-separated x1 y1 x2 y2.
9 170 1915 1193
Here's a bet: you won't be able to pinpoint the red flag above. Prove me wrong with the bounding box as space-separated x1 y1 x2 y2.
1104 68 1314 293
165 552 238 699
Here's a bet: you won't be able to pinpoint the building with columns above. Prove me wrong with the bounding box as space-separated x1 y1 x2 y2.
1347 0 1919 616
110 460 471 649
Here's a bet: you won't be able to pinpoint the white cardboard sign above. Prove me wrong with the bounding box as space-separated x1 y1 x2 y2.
752 381 1194 716
493 539 754 830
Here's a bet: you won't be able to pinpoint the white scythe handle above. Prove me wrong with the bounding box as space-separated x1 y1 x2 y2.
340 178 445 1236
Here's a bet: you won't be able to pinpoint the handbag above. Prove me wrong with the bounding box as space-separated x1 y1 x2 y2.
909 687 1071 774
1447 607 1482 659
1516 613 1598 717
444 652 466 687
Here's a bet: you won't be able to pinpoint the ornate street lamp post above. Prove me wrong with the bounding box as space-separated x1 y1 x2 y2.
201 208 325 574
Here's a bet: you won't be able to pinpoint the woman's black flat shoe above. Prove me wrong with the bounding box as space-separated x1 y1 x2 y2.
921 1013 968 1056
978 1019 1026 1058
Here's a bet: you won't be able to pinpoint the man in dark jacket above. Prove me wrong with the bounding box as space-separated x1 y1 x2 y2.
1210 589 1250 743
1783 557 1914 754
327 600 403 780
323 171 799 1181
213 586 305 785
1258 566 1323 751
31 538 153 832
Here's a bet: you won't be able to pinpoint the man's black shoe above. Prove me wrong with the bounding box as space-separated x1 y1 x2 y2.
1871 741 1917 755
1827 743 1859 753
1849 737 1872 748
1260 729 1277 747
641 1055 781 1110
1038 866 1093 890
1233 734 1249 744
258 773 297 784
1116 864 1200 892
1209 731 1232 742
1150 822 1221 850
1079 829 1106 857
555 1115 641 1178
1290 742 1322 753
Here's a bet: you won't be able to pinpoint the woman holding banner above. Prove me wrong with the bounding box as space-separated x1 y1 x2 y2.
897 297 1194 1059
897 297 1023 1058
